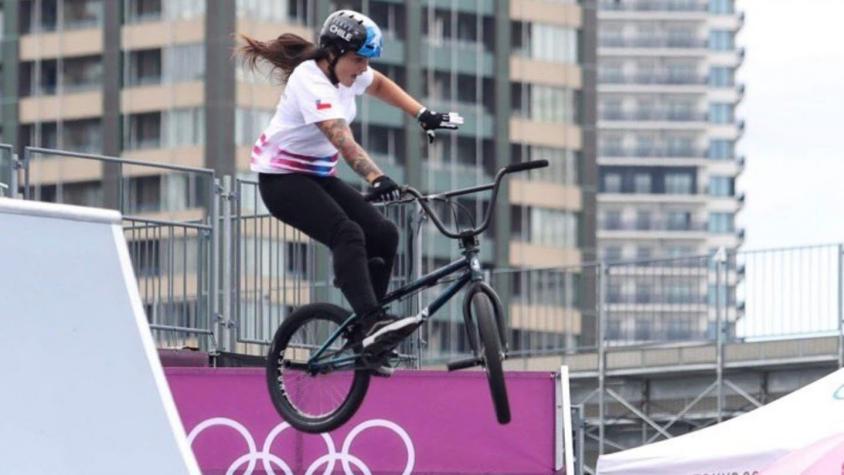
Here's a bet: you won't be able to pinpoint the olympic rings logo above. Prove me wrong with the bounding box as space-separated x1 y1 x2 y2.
187 417 415 475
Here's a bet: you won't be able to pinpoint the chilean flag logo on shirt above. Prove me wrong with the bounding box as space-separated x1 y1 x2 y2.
316 99 332 110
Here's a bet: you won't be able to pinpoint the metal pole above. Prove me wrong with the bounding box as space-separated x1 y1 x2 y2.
574 405 585 475
715 249 726 423
10 153 19 198
23 149 31 200
598 261 607 455
210 177 222 354
414 202 425 369
838 244 843 368
221 176 234 353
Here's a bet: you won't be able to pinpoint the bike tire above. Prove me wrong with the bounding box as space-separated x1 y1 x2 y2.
265 303 370 433
472 292 511 424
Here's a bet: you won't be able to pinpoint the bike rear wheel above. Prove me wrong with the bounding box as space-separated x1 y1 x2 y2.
265 303 370 433
472 292 511 424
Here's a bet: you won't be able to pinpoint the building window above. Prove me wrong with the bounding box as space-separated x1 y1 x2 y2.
709 0 735 14
163 44 205 83
600 135 624 156
63 119 102 153
636 246 654 260
708 176 734 196
633 173 652 194
124 112 161 149
603 173 622 193
235 108 274 146
603 210 622 230
667 211 691 231
529 208 578 248
162 0 205 20
164 108 205 147
533 86 576 123
517 146 579 185
635 210 652 230
603 246 623 262
513 21 578 62
63 55 103 92
21 0 104 32
666 281 695 304
126 49 162 86
709 30 734 51
368 2 405 40
709 103 734 124
708 212 735 233
236 0 288 23
666 135 695 156
125 0 161 23
708 139 734 159
20 119 102 153
709 66 734 87
124 175 161 214
665 172 694 194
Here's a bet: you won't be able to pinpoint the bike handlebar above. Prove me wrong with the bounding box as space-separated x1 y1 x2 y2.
376 159 548 240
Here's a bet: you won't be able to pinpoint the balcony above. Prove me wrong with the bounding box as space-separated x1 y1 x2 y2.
22 0 104 33
600 219 707 232
599 37 708 49
601 111 708 122
606 293 708 305
599 73 707 86
600 147 707 158
599 0 708 12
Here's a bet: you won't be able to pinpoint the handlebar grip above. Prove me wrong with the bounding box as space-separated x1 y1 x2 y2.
503 160 549 174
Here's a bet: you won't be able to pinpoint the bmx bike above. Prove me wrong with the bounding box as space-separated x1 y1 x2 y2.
265 159 549 433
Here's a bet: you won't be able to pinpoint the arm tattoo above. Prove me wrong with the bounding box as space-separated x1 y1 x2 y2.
316 119 383 182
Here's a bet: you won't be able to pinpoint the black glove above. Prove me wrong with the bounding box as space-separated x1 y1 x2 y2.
416 107 464 143
368 175 401 203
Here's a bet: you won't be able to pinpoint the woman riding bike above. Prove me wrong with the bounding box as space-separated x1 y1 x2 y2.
240 10 461 374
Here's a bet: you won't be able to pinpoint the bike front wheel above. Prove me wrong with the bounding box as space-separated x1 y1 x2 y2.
472 292 511 424
265 303 370 433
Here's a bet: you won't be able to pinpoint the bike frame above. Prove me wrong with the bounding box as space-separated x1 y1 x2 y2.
299 159 548 373
306 246 485 372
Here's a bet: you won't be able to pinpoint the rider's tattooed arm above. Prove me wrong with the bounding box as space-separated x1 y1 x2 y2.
316 119 383 183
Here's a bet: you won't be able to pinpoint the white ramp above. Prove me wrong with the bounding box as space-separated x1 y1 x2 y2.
0 198 200 475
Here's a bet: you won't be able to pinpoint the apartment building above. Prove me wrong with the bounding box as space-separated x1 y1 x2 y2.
596 0 744 341
0 0 597 357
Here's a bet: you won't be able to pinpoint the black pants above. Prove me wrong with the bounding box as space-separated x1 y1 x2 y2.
258 173 399 317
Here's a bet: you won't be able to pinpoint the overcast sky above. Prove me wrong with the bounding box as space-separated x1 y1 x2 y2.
736 0 844 250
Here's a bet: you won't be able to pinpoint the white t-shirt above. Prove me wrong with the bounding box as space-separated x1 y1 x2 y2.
250 59 375 176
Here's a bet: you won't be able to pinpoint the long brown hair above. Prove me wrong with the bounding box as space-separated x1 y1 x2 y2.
238 33 330 82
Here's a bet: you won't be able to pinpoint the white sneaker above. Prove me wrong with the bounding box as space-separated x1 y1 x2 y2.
362 315 423 350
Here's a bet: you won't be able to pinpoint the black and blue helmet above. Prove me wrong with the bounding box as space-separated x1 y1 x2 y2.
319 10 383 59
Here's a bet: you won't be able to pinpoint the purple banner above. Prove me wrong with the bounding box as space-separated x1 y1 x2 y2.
166 368 556 474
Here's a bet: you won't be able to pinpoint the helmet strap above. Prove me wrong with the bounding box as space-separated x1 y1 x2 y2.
327 49 342 86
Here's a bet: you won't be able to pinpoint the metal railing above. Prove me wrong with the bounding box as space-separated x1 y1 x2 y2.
21 147 220 351
599 219 708 232
599 0 708 12
599 37 708 49
11 146 844 364
226 177 422 364
0 144 15 198
601 111 708 122
599 147 708 158
599 73 708 86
